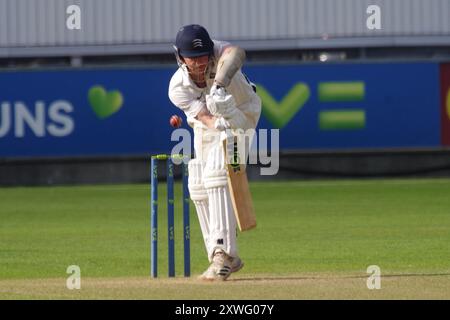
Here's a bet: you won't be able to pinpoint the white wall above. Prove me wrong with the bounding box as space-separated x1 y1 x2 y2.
0 0 449 57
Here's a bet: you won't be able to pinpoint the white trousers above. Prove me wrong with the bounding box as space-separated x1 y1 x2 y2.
188 94 261 261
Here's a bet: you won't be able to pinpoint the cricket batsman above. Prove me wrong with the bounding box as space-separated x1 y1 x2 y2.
168 24 261 280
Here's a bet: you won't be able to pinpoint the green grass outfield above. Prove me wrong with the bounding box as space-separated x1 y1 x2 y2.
1 179 449 299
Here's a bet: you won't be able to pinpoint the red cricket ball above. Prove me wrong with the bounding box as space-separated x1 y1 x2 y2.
169 115 183 128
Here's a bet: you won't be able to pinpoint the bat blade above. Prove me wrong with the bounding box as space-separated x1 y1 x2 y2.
223 135 257 232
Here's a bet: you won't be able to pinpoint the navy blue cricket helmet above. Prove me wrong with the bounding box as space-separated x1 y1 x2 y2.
174 24 214 58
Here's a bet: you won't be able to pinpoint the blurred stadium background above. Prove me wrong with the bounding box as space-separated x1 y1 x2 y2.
1 0 450 185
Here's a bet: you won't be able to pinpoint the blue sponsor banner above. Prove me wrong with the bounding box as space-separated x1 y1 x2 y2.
0 68 180 157
0 62 441 158
244 62 441 150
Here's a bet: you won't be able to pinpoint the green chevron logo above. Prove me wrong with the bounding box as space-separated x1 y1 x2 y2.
256 83 310 129
88 85 124 119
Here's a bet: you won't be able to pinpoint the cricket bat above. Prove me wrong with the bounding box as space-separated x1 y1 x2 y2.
223 134 257 231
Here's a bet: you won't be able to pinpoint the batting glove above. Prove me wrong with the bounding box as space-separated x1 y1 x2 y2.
206 92 236 118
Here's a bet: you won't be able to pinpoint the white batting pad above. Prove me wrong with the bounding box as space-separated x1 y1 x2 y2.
203 144 238 259
188 159 210 256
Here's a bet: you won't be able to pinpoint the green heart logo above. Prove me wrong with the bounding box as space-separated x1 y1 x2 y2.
257 83 310 128
447 88 450 120
88 85 124 119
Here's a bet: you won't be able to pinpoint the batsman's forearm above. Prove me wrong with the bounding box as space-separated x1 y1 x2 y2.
196 108 218 129
214 46 246 87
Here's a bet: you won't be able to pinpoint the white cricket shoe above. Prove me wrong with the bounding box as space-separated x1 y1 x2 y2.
198 249 243 281
213 249 232 280
230 256 244 273
198 262 217 281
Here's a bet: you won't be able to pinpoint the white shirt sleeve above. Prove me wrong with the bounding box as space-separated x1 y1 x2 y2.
168 69 206 118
